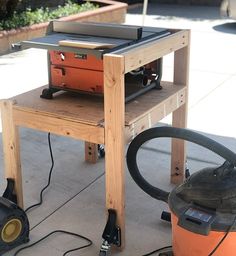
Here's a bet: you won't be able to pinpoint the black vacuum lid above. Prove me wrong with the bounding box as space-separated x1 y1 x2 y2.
175 161 236 213
168 162 236 233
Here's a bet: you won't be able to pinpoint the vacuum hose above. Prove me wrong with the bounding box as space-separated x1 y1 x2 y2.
126 126 236 203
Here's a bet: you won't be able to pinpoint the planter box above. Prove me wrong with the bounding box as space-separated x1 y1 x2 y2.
0 0 127 54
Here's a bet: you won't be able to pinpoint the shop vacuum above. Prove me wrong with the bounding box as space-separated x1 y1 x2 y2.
126 126 236 256
0 179 29 254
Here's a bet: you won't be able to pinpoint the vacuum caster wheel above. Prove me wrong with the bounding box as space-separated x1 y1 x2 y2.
40 88 53 99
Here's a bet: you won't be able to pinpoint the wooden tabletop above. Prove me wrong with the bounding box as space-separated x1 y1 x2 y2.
10 82 185 127
11 86 105 126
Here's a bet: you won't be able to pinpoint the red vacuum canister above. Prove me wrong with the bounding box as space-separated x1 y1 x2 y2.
171 213 236 256
126 126 236 256
169 162 236 256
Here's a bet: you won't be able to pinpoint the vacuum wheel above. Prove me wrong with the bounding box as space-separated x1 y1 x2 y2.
1 218 23 243
0 197 29 254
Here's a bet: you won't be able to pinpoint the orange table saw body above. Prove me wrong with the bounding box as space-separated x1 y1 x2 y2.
19 22 170 99
49 50 104 94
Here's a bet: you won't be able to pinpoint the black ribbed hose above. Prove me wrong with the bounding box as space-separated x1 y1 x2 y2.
126 126 236 203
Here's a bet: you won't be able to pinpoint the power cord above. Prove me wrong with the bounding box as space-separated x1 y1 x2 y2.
13 230 92 256
142 245 172 256
25 133 54 213
14 133 93 255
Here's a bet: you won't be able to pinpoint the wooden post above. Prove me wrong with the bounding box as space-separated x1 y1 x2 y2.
0 100 23 208
103 53 125 248
84 142 98 163
171 31 190 184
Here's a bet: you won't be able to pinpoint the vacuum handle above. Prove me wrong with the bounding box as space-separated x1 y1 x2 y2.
178 210 214 236
126 127 236 203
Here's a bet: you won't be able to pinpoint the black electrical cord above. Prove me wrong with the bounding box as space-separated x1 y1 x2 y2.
16 133 93 255
25 133 54 213
13 230 92 256
142 245 172 256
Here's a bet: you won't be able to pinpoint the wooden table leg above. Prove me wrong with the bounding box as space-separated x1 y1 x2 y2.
171 41 190 184
0 100 24 208
104 54 125 249
84 142 98 164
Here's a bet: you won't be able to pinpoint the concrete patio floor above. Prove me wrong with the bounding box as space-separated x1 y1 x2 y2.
0 3 236 256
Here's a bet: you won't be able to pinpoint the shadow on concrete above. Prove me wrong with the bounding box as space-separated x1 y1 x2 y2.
128 3 223 21
0 63 13 66
213 22 236 34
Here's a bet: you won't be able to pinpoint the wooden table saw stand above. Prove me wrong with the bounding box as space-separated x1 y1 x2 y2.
0 28 190 254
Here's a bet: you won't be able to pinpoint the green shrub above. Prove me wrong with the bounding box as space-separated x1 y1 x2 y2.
0 1 98 31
